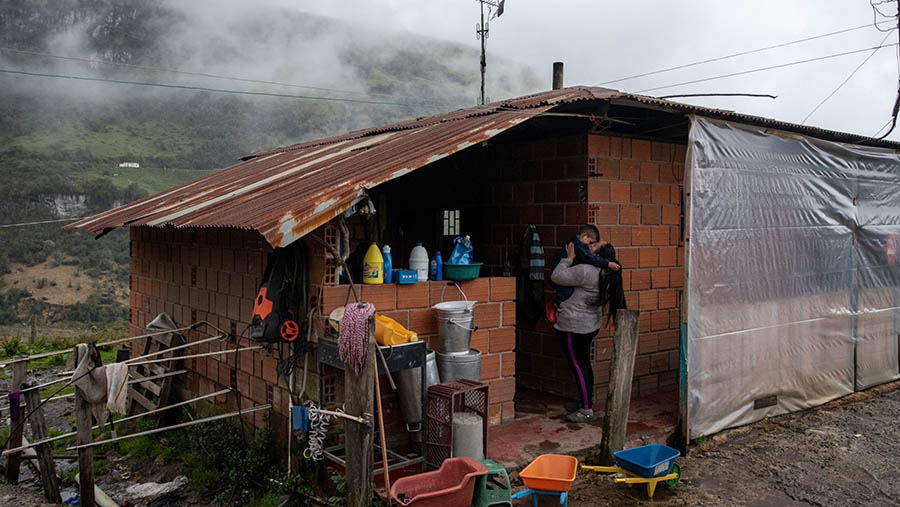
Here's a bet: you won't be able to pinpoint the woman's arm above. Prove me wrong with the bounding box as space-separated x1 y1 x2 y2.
551 257 587 287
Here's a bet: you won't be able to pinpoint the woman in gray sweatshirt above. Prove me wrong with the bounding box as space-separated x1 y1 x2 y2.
551 241 625 422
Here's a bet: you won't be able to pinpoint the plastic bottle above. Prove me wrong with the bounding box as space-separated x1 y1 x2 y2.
362 242 384 284
382 245 393 283
430 251 443 281
410 243 429 283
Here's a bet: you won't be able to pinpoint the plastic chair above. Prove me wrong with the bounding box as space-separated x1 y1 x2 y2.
472 459 513 507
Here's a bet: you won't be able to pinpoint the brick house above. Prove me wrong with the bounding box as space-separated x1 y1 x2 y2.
72 86 900 449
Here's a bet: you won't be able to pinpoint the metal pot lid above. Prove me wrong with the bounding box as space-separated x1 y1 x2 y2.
433 300 477 312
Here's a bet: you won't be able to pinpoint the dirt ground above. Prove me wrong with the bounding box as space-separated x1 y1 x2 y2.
540 383 900 507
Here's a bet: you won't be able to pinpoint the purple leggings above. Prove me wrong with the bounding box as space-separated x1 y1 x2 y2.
559 330 598 410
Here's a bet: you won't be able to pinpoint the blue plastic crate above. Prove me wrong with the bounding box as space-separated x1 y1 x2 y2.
613 444 680 478
394 269 418 284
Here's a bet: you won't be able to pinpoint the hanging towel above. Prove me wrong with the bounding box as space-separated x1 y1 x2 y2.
72 344 130 426
106 362 129 416
72 343 109 424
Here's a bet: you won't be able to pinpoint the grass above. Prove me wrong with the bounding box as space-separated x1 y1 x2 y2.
11 119 197 162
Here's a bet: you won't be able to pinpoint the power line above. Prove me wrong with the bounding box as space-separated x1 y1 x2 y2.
802 29 896 124
598 21 895 86
0 217 86 229
633 43 899 93
0 46 454 106
0 68 434 107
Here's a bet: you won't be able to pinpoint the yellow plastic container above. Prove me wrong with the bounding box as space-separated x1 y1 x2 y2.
363 242 384 285
375 314 418 346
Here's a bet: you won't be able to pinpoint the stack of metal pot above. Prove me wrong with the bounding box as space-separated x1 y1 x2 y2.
395 350 440 443
433 300 481 382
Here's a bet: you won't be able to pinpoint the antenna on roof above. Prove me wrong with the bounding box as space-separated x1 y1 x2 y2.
476 0 505 105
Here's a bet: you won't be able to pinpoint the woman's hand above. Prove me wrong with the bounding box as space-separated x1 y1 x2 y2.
565 242 576 260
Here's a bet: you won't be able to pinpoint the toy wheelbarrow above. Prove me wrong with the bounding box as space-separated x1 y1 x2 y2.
511 454 578 506
581 444 681 499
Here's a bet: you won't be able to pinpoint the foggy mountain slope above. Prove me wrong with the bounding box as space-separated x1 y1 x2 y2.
0 0 540 325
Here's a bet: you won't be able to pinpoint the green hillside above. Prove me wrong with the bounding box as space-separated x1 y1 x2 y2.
0 0 540 326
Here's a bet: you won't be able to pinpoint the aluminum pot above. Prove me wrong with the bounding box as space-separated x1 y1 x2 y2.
436 349 482 383
396 351 440 432
434 300 477 354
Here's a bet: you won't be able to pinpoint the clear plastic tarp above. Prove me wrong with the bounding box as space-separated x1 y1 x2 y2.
686 117 900 437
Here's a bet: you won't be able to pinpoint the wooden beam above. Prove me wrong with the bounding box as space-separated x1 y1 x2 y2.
23 385 61 503
4 359 28 484
598 309 641 466
344 318 375 507
75 384 95 507
74 347 95 507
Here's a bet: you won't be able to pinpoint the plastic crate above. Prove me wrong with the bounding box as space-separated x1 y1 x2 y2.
424 379 489 470
614 444 680 478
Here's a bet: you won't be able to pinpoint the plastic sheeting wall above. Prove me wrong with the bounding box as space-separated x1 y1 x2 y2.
686 117 900 437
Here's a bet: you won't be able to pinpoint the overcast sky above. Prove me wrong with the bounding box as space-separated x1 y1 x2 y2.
266 0 900 141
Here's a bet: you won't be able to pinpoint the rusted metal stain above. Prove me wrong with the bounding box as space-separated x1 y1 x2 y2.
70 86 900 247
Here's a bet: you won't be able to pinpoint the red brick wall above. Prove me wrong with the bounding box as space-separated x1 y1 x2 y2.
586 134 685 400
501 134 685 409
317 277 517 426
128 226 290 436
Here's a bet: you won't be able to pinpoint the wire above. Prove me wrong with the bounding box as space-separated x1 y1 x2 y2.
597 21 895 86
0 217 87 229
634 43 899 93
0 47 451 105
802 29 896 124
0 68 433 108
872 0 898 31
657 93 777 99
0 46 457 107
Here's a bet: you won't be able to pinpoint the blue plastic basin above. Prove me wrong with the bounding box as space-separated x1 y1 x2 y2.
613 444 680 478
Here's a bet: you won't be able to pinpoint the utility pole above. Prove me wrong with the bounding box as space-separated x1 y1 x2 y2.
476 0 505 105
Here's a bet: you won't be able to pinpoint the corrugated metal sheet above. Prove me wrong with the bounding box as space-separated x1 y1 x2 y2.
71 103 553 247
70 87 900 247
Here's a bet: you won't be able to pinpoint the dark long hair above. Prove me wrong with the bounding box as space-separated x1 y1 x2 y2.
593 244 627 326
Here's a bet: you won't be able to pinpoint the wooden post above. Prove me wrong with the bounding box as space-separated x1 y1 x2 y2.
74 347 95 507
598 309 640 465
23 383 61 503
344 318 375 507
4 358 28 484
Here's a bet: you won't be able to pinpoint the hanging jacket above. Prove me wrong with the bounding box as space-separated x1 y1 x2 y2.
517 225 545 326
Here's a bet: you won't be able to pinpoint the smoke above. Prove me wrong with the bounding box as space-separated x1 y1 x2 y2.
0 0 541 165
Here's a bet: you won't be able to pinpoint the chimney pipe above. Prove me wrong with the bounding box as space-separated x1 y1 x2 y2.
552 62 564 90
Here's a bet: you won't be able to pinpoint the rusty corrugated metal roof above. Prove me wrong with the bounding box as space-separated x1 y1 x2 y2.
70 86 900 247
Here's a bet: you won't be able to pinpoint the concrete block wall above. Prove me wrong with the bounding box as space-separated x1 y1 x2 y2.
128 226 292 437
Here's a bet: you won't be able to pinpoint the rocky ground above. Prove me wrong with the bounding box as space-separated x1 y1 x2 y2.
543 382 900 507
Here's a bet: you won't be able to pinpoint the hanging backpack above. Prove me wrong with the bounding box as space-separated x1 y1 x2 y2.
250 248 300 343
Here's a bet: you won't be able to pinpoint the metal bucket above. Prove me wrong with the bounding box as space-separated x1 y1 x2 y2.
434 300 477 354
396 351 440 433
436 349 482 383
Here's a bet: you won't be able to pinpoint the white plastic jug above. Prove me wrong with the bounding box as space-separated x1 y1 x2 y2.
410 243 429 283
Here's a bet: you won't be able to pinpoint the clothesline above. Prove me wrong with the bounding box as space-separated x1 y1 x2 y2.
0 319 229 366
1 388 231 456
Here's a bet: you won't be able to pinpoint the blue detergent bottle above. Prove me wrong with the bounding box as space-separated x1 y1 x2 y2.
430 251 443 281
382 245 393 283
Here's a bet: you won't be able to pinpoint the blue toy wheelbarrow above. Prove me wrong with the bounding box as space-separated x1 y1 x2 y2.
581 444 681 498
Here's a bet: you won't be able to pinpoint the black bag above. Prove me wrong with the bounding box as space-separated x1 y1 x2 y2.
250 248 300 343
